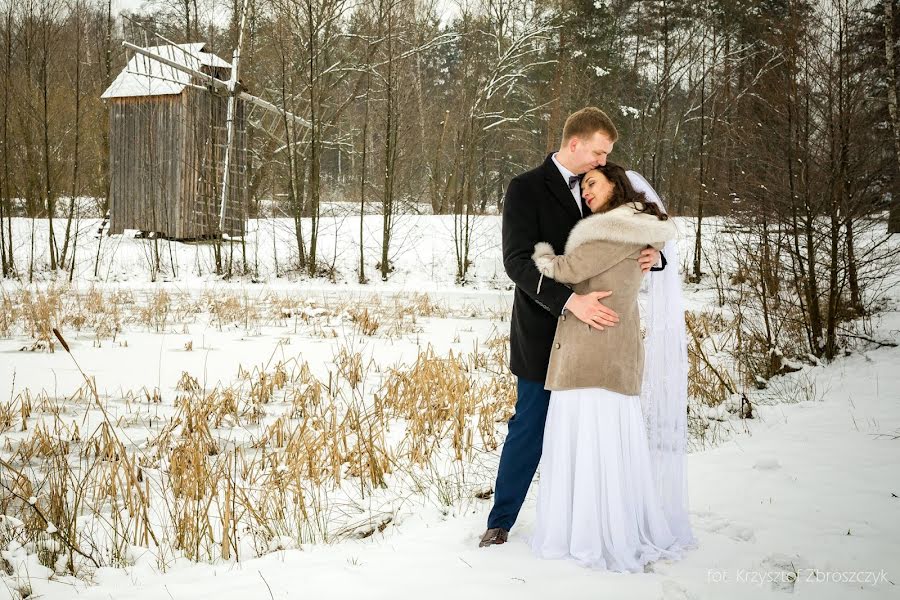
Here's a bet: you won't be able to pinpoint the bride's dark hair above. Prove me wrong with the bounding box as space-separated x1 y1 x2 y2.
595 162 668 220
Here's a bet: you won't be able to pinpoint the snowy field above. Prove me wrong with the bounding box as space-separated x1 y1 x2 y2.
1 211 898 599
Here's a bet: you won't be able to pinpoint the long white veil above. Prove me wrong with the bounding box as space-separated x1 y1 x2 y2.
627 170 696 548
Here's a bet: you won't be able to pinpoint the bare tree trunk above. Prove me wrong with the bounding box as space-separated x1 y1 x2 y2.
692 40 706 282
884 0 900 233
651 2 672 194
0 166 5 277
60 0 82 269
429 112 451 214
0 24 5 277
68 206 78 282
40 3 58 271
192 0 199 39
183 0 191 39
414 31 427 178
455 121 476 283
100 0 113 215
29 217 35 283
305 0 321 277
545 6 567 153
759 217 774 353
846 217 861 311
800 52 824 354
825 6 850 359
0 7 11 277
359 53 371 283
380 0 398 281
825 193 840 359
276 25 306 269
786 26 812 351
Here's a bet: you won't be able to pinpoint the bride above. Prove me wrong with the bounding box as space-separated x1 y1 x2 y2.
529 161 695 572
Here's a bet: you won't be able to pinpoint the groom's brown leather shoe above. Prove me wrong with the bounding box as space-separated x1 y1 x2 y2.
478 527 509 547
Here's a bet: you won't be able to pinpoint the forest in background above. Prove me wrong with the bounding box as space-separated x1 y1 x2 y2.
0 0 898 360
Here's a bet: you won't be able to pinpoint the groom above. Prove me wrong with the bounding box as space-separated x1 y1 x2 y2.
479 107 663 547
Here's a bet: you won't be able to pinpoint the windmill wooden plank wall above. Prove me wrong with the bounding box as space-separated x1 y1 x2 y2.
103 43 247 239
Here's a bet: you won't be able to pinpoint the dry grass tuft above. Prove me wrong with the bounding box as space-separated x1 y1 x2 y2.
0 286 525 576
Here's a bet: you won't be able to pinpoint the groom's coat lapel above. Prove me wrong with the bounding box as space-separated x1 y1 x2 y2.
541 154 583 222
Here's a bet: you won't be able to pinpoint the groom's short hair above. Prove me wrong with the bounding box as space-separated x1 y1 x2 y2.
562 107 618 143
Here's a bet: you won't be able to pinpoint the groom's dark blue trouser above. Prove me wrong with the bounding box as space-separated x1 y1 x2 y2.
487 377 551 531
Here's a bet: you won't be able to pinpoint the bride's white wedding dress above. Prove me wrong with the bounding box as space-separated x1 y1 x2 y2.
530 386 682 572
531 269 687 571
530 171 695 572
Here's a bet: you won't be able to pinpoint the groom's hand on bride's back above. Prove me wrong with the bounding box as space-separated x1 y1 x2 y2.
638 247 661 273
564 291 619 331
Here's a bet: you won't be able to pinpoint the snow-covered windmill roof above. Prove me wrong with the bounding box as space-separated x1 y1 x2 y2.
101 43 232 99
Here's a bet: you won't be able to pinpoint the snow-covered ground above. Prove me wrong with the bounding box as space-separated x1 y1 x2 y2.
2 206 510 289
1 213 898 599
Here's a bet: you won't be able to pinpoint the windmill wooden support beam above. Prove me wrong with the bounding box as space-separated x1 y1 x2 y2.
219 0 248 233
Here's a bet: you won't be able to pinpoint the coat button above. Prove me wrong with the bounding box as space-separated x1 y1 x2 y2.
561 315 566 321
555 343 561 349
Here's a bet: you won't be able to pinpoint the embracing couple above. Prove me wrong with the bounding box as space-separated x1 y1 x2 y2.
479 107 696 572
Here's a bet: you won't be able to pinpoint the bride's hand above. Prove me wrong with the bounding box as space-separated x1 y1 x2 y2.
564 291 619 331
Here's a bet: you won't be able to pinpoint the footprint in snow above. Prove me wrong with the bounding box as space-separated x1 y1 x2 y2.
753 457 782 470
757 553 808 593
660 579 698 600
698 515 756 543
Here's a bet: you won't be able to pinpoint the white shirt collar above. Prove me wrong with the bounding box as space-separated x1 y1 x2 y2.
551 152 576 184
551 152 582 212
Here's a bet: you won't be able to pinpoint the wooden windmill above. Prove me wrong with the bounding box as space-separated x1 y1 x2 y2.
101 0 309 239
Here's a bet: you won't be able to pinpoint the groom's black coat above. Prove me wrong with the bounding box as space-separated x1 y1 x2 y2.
502 154 586 382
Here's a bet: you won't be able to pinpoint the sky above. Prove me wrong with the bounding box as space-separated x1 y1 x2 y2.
113 0 147 14
113 0 462 24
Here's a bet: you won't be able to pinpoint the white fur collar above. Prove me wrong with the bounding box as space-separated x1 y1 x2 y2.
564 202 677 253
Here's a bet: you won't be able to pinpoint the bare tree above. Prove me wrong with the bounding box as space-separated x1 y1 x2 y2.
0 5 14 277
59 0 84 270
356 7 378 284
883 0 900 233
455 1 552 282
377 0 399 280
37 0 65 271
